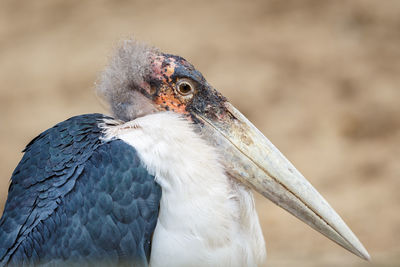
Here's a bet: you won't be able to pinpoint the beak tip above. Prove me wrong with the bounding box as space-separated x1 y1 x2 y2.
357 246 371 261
345 235 370 261
358 252 371 262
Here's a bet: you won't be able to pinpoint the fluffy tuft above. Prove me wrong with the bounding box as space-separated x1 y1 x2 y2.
96 39 159 121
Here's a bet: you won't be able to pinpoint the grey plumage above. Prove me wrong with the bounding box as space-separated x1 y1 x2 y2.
96 40 159 122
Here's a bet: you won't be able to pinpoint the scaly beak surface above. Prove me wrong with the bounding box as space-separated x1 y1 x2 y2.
195 102 370 260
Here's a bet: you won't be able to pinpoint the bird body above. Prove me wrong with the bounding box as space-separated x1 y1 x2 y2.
0 112 265 267
0 39 369 266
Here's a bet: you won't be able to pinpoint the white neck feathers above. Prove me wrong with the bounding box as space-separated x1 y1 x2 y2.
102 112 266 266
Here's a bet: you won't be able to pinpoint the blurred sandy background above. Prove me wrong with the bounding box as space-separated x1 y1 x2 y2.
0 0 399 266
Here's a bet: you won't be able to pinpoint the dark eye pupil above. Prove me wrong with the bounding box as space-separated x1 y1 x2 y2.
179 83 192 94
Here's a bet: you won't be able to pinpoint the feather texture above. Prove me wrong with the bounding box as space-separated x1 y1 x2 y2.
104 112 266 267
0 114 161 266
96 39 159 122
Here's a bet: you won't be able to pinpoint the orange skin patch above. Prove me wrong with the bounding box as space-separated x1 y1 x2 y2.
150 55 190 115
154 89 188 114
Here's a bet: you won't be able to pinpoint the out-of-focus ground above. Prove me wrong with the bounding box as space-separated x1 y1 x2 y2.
0 0 399 266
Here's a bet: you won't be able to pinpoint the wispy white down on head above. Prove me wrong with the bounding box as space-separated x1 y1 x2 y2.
96 39 159 121
102 112 267 267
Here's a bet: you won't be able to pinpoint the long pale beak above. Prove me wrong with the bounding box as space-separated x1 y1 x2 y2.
194 101 370 260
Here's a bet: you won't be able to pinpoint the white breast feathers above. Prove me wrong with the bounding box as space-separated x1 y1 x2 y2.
102 112 266 267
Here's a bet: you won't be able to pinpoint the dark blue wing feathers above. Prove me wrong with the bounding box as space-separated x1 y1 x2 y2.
0 114 161 266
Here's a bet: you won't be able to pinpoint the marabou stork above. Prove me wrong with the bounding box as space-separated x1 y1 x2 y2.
0 40 369 266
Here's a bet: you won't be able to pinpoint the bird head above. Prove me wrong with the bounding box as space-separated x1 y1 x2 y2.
97 41 227 123
97 39 370 260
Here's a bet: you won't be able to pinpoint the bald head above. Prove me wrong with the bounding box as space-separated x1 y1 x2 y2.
97 39 226 123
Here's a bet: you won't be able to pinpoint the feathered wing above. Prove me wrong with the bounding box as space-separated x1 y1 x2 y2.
0 114 161 266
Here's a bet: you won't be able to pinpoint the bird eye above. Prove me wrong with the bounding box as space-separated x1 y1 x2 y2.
176 79 194 96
